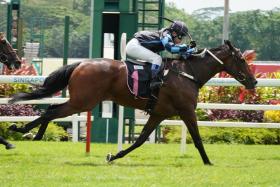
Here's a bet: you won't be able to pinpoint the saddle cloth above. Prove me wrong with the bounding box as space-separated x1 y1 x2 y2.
125 60 152 99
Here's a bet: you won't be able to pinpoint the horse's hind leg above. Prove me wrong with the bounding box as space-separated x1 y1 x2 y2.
9 116 47 133
9 103 66 133
32 102 82 140
32 122 48 140
106 114 165 162
10 102 82 140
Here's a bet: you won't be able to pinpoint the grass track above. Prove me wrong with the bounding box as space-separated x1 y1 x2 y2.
1 142 280 187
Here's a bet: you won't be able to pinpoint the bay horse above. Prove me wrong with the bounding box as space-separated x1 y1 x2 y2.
0 32 21 70
9 40 257 165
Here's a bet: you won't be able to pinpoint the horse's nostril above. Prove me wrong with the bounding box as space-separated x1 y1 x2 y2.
254 80 258 85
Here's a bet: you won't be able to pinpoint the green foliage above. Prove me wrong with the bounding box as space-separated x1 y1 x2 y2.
162 126 280 145
41 122 68 141
198 86 241 103
198 85 279 105
0 83 31 97
18 0 280 59
0 122 24 140
196 108 209 121
0 122 68 141
21 0 90 57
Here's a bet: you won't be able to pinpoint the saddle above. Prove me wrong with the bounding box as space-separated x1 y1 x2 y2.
125 59 165 114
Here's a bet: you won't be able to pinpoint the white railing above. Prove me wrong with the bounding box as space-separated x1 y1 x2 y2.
0 75 280 87
0 98 68 104
0 75 46 85
206 78 280 87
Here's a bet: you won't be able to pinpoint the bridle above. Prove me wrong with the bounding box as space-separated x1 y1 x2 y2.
194 47 248 83
224 49 248 82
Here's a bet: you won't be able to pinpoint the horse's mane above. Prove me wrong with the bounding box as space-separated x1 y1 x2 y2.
208 44 229 53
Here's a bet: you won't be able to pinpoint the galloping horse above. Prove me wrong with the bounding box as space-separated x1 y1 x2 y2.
0 32 21 70
9 40 257 165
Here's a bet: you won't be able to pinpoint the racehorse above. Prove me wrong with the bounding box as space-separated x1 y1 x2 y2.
0 32 21 70
9 40 257 165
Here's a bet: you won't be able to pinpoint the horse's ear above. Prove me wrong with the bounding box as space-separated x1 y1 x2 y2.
224 40 234 50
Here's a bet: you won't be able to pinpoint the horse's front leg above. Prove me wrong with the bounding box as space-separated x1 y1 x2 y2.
179 109 212 165
106 115 164 162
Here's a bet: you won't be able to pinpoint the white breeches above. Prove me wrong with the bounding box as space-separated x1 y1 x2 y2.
126 38 162 66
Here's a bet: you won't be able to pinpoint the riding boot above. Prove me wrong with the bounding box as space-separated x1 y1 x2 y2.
150 64 162 91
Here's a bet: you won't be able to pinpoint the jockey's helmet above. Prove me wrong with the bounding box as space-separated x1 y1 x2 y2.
169 21 188 37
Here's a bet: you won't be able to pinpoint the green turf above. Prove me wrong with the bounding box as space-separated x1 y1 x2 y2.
1 142 280 187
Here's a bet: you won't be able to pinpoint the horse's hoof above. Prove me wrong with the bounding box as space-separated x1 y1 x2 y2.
205 162 214 166
22 132 34 140
106 153 114 163
6 143 16 150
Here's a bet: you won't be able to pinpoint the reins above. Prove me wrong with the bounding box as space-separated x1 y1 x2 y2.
205 49 224 65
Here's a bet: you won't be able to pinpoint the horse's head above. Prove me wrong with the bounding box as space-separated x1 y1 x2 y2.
0 32 21 70
222 40 257 89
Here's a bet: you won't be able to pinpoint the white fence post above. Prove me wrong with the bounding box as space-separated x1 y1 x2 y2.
180 124 187 154
149 130 156 143
72 114 79 142
118 106 124 151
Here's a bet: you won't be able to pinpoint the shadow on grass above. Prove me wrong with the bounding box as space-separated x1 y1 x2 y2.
175 154 194 159
256 156 280 161
64 161 109 167
0 152 20 157
65 161 192 168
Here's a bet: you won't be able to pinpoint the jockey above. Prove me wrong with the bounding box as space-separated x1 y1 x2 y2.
0 136 15 150
126 20 196 90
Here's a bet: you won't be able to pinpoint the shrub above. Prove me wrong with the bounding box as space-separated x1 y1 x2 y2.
41 122 68 141
196 109 210 121
0 122 68 141
0 104 41 116
208 109 264 122
264 110 280 123
0 122 24 140
0 83 31 97
161 126 280 145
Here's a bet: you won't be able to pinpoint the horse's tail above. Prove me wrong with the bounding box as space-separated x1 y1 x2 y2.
9 62 81 104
